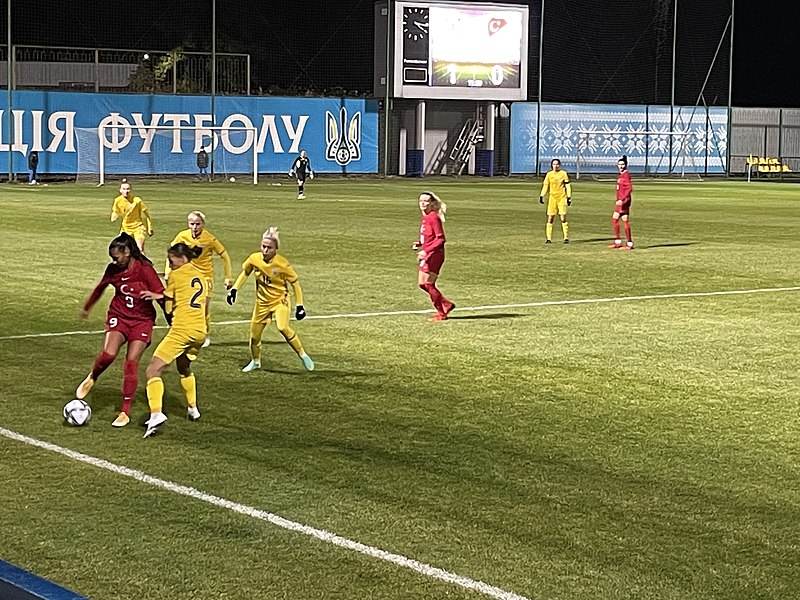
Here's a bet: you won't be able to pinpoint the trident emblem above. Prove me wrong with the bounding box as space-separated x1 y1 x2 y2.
325 107 361 166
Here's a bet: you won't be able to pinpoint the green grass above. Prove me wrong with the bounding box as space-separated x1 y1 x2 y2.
1 177 799 600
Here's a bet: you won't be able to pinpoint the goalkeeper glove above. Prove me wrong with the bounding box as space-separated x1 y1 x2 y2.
288 170 294 177
226 289 237 305
567 197 572 206
539 196 544 204
164 312 173 326
295 305 306 320
309 172 314 179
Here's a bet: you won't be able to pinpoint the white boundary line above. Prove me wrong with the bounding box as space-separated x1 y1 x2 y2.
1 286 799 342
0 427 530 600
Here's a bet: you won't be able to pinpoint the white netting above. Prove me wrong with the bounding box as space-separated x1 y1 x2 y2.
75 126 258 184
576 130 699 178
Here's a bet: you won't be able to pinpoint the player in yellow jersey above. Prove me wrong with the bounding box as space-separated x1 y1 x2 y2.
166 210 233 348
226 227 314 373
111 179 153 253
538 158 573 244
140 243 208 438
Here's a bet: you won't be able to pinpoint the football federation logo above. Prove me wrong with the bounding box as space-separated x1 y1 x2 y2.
325 107 361 166
488 18 507 36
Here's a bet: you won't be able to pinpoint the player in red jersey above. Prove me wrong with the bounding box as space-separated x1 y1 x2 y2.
414 191 456 322
74 233 166 427
610 155 634 249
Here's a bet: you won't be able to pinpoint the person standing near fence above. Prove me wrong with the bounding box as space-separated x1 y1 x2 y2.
288 150 314 199
538 158 572 244
28 150 39 185
610 155 634 250
197 148 210 181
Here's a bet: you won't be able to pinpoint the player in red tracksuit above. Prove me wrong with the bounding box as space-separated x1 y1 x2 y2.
74 232 166 427
414 191 456 322
610 155 634 249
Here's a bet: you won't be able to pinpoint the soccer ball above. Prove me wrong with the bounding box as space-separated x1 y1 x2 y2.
63 399 92 427
229 176 236 183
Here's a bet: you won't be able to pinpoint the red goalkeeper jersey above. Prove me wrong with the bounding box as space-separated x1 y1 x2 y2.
83 258 164 323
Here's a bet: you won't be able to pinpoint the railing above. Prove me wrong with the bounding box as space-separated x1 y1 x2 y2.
0 44 250 95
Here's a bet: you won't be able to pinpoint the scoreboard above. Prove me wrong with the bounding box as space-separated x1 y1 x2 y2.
392 1 529 101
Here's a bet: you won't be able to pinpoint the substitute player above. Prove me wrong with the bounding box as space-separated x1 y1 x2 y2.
414 191 455 322
288 150 313 199
538 158 572 244
111 179 153 253
166 210 233 347
226 227 314 373
610 155 634 249
140 243 208 438
75 233 165 427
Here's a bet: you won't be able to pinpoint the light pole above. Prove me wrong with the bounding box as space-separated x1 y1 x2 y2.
6 0 12 182
210 0 216 179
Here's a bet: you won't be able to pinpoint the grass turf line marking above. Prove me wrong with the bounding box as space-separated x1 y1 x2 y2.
0 427 530 600
2 285 799 342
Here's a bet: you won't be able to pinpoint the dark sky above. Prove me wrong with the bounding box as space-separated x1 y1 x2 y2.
5 0 800 107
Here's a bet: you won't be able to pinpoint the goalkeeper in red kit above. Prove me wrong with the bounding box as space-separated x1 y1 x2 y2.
414 191 456 322
610 155 634 249
74 233 166 427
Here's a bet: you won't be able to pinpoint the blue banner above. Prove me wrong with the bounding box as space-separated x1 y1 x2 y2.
510 102 728 174
0 91 379 175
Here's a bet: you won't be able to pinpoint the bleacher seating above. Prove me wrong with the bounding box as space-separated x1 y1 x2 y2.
746 155 792 181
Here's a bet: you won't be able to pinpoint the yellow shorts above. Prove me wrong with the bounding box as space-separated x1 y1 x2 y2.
252 299 290 326
122 226 147 242
153 328 205 364
547 198 568 217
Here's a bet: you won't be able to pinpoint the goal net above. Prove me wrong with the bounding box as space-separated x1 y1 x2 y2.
75 125 259 184
575 130 699 179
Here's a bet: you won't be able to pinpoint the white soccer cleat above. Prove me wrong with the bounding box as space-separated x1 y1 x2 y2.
297 193 305 200
75 373 95 399
201 337 211 348
300 353 315 372
242 359 261 373
187 406 201 421
143 412 168 438
112 412 130 427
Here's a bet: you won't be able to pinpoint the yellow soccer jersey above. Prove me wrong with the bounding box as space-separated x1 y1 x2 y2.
164 261 209 335
166 229 233 280
233 252 304 308
540 169 573 202
112 195 151 233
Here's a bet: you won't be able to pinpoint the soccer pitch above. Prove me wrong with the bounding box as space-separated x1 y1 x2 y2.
1 177 798 600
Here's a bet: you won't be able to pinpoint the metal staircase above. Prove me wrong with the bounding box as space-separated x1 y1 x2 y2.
429 112 485 176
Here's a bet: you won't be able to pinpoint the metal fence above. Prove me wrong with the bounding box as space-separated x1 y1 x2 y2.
0 45 250 95
729 107 800 175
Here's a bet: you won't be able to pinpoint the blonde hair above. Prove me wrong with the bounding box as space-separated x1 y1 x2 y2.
262 226 280 248
420 191 447 222
187 210 206 223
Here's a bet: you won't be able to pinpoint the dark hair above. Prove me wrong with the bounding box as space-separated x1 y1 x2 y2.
168 242 202 261
108 232 152 264
619 155 628 166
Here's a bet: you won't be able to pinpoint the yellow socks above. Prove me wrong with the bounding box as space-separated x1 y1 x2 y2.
180 374 197 408
561 221 569 239
146 377 164 413
546 222 553 241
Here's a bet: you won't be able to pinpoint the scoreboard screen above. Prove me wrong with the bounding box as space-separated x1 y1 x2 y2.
393 1 529 101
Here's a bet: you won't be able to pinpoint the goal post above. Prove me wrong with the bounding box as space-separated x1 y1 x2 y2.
76 125 259 185
575 129 697 179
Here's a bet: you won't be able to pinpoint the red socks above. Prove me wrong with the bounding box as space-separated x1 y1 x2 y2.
623 221 632 242
121 359 138 414
420 283 448 314
91 351 115 380
612 217 620 239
